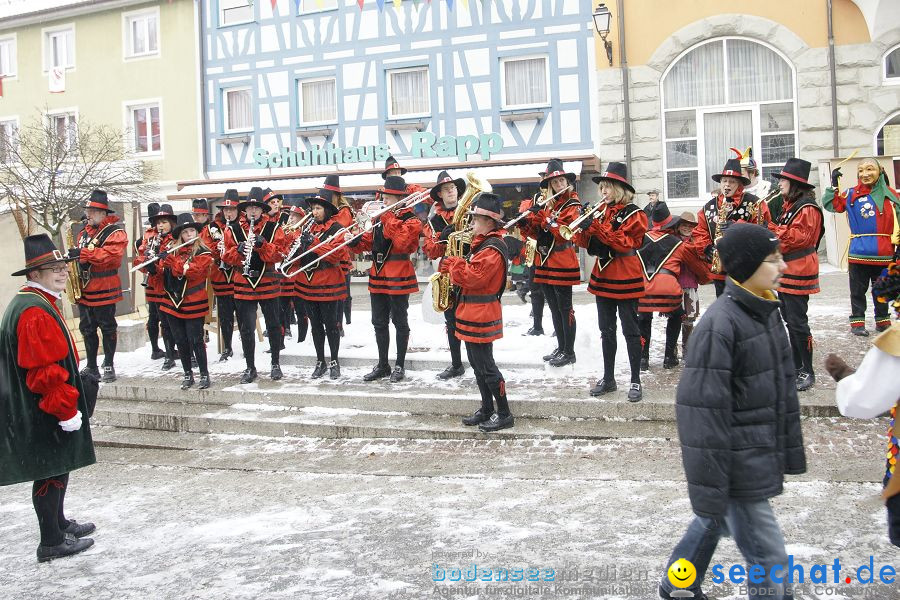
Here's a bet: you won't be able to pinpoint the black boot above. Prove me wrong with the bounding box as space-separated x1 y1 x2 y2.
590 378 617 396
270 364 283 381
161 358 176 371
463 379 494 426
542 348 562 362
36 533 94 563
240 367 257 384
198 374 211 390
478 412 514 432
363 363 391 382
389 365 405 383
796 342 815 392
311 361 327 379
180 372 194 390
627 382 642 402
437 364 465 380
329 359 340 380
549 351 576 367
62 520 95 538
462 409 491 426
101 365 116 383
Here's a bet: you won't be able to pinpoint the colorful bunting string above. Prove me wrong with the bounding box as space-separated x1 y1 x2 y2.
353 0 473 10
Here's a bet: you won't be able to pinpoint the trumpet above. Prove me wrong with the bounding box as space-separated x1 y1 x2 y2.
502 185 572 230
129 238 195 272
559 200 609 241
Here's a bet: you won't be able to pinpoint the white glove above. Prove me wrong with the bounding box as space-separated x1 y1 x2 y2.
59 410 83 432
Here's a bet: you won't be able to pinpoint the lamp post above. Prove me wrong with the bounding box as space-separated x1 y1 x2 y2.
593 3 613 67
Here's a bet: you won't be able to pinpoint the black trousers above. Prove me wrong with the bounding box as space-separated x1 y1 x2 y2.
444 306 462 368
78 303 118 368
638 308 685 360
886 476 900 548
529 266 545 330
215 294 236 352
279 295 294 334
235 297 282 368
779 292 812 374
542 283 576 354
465 341 510 417
713 279 726 297
307 300 341 362
165 314 208 375
849 263 889 324
370 293 410 367
148 301 175 358
32 473 71 546
596 297 642 383
294 296 308 342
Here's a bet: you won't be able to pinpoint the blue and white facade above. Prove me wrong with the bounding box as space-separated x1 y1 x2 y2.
189 0 599 195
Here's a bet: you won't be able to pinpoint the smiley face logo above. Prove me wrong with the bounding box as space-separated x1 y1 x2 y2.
667 558 697 589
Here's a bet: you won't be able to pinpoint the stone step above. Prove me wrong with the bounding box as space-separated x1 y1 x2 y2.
91 398 680 441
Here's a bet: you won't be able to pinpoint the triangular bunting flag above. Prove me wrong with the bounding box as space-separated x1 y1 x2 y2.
376 0 385 10
357 0 364 8
271 0 278 11
460 0 468 7
446 0 453 9
393 0 401 7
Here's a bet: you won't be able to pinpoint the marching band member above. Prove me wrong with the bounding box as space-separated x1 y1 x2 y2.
222 187 288 384
293 186 350 379
382 155 427 199
203 190 240 361
768 158 825 392
823 157 899 336
422 170 467 380
325 175 354 329
135 203 178 370
136 203 165 360
348 175 423 383
262 189 291 348
191 198 211 226
521 159 581 367
518 194 545 337
692 157 772 297
571 162 648 401
282 200 309 344
439 193 513 432
66 190 128 383
159 214 214 390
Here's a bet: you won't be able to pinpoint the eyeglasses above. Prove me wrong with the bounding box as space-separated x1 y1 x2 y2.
39 265 69 274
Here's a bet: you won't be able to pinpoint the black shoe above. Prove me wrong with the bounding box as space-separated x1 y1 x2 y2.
462 409 491 426
311 361 327 379
659 585 708 600
80 366 100 379
198 374 211 390
150 349 165 360
180 373 194 390
363 364 391 382
270 364 283 381
549 351 576 367
101 365 116 383
663 355 679 369
524 327 544 336
478 413 514 432
796 371 815 392
37 533 94 563
240 368 257 384
590 379 617 397
627 383 642 402
542 348 562 362
851 326 869 337
62 520 96 538
161 358 176 371
191 357 198 369
640 356 649 371
218 348 233 362
436 364 465 380
329 360 340 380
389 366 405 383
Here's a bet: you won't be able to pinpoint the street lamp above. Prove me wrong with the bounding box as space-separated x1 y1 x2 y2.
593 3 613 67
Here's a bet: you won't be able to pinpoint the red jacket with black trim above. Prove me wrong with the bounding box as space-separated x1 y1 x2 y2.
440 231 506 344
134 231 174 304
520 190 581 286
159 244 213 319
334 206 354 274
422 205 456 260
78 215 127 307
693 190 772 282
768 197 824 296
637 231 709 313
221 214 287 301
573 202 647 300
353 206 422 296
294 218 350 302
201 217 234 296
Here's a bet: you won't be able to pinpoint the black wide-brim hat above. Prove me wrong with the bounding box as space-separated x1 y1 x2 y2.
84 189 115 213
772 158 815 189
306 194 338 218
191 198 210 215
540 159 577 189
380 175 408 197
149 203 177 225
466 192 504 224
711 158 751 186
430 171 466 204
12 234 75 276
592 161 635 193
381 155 407 179
237 186 270 212
172 213 203 239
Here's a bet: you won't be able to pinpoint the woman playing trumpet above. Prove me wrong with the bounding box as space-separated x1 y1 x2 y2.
281 200 311 345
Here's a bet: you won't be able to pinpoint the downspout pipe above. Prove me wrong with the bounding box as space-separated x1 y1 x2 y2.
617 0 632 176
196 0 209 179
827 0 840 156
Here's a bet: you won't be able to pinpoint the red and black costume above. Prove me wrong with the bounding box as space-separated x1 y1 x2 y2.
135 205 178 367
324 175 355 328
517 196 545 335
201 196 239 361
280 202 310 344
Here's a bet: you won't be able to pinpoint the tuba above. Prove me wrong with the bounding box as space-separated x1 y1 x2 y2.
64 223 82 303
430 172 492 313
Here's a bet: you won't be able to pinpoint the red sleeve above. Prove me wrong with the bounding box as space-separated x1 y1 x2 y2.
770 206 823 253
186 253 213 282
545 203 581 243
678 242 711 284
335 207 353 228
583 209 647 252
381 212 422 253
352 229 373 253
312 229 350 264
422 224 447 260
258 227 286 262
222 227 243 267
447 246 504 289
81 229 127 270
17 307 79 420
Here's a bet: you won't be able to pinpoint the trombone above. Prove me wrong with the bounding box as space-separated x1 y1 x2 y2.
559 200 609 241
282 212 313 234
502 185 572 230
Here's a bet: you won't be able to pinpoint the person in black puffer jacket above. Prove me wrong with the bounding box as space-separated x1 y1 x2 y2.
659 223 807 600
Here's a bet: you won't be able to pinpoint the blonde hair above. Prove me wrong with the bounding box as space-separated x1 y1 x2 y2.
600 181 635 205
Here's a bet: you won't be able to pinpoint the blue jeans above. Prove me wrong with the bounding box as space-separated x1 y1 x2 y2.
660 499 791 599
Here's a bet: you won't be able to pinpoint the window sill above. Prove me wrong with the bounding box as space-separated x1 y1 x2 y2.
133 151 163 160
296 125 335 138
218 19 256 29
385 119 428 132
217 134 251 145
124 52 160 62
500 109 547 122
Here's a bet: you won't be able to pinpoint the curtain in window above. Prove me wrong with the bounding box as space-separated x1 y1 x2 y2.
227 90 252 130
131 19 146 55
390 70 428 116
703 110 752 195
302 79 336 123
149 107 160 151
504 58 547 106
727 40 792 104
148 17 158 52
663 42 724 109
133 109 148 153
887 48 900 79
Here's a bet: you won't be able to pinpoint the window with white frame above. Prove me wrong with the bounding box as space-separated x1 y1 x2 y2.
44 27 75 71
128 103 161 154
48 112 77 151
219 0 253 27
501 56 548 109
0 37 16 77
876 112 900 155
387 67 429 119
124 10 159 58
661 38 796 200
885 45 900 82
0 119 18 163
299 0 338 12
299 78 337 124
223 88 252 133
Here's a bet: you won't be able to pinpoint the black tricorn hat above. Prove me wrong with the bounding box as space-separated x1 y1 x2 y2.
650 203 679 230
12 234 75 276
380 175 408 197
262 187 283 204
318 174 342 205
172 213 203 239
466 192 504 224
592 161 635 193
430 170 466 205
381 155 407 179
85 189 114 213
219 189 241 210
149 203 177 225
238 187 271 212
540 159 577 189
192 198 210 214
147 202 160 219
711 158 751 186
772 158 815 189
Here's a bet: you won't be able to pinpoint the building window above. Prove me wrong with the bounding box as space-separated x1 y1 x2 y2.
44 26 75 71
885 45 900 82
876 112 900 155
128 103 161 154
223 87 252 133
124 9 159 59
219 0 253 27
299 78 337 124
299 0 338 12
387 67 430 119
48 112 77 151
661 38 797 201
0 36 16 77
501 56 549 109
0 119 18 163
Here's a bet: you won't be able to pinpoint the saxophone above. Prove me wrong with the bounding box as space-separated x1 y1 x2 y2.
430 172 491 312
242 216 257 277
64 224 82 303
710 198 734 274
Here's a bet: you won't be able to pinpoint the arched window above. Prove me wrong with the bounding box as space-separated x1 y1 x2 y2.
875 111 900 155
660 38 797 201
885 44 900 83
